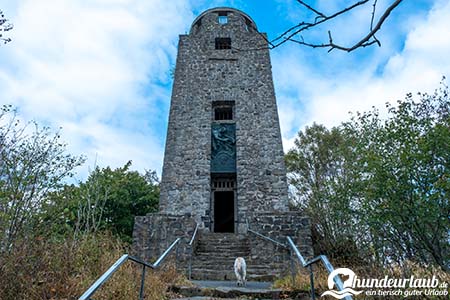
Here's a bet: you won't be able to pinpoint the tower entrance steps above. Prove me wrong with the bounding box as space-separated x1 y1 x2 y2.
189 232 287 282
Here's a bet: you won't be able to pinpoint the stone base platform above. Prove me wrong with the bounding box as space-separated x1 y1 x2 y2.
132 211 313 280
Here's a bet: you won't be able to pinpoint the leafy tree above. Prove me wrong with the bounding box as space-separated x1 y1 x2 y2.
343 82 450 269
285 123 364 263
44 161 159 242
0 105 85 251
286 82 450 270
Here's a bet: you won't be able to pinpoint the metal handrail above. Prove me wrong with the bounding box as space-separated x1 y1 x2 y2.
247 228 288 249
287 236 352 300
246 219 288 249
189 223 199 246
188 223 199 280
78 237 181 300
246 221 299 290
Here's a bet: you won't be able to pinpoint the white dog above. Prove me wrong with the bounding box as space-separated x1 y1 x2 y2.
234 257 247 287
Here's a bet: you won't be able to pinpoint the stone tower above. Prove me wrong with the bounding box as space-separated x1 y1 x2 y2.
159 7 289 233
133 7 311 278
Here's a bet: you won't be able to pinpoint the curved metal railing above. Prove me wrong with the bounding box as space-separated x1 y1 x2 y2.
287 236 352 300
188 223 200 280
246 219 288 249
246 220 351 300
247 227 288 249
78 237 181 300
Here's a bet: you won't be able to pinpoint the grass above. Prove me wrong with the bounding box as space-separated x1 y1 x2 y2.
2 232 448 299
0 232 186 300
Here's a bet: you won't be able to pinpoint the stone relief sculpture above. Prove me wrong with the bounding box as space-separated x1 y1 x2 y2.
211 124 236 173
212 125 235 155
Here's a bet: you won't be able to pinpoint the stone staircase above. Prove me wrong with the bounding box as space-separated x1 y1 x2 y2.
190 232 286 282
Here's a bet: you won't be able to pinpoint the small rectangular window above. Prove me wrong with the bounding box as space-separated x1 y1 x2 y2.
218 16 228 24
215 38 231 50
218 12 228 24
213 101 234 121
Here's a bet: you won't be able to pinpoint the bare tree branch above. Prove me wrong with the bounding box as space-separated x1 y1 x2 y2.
274 0 403 52
234 1 404 53
296 0 326 19
349 0 403 51
271 0 371 49
0 10 13 45
370 0 381 47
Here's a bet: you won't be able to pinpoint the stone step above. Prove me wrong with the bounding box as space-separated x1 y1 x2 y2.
196 238 248 242
169 280 294 299
193 258 285 263
189 267 284 278
196 244 249 247
190 269 279 282
191 264 285 272
194 252 250 257
196 237 249 244
197 237 249 241
196 245 249 250
190 270 282 277
171 298 241 300
170 280 310 300
196 242 250 250
190 265 284 273
196 239 249 243
190 233 290 282
190 267 280 274
192 259 243 264
193 258 249 263
193 257 283 263
195 245 250 250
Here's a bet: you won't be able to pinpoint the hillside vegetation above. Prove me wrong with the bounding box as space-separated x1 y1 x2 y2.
0 81 448 299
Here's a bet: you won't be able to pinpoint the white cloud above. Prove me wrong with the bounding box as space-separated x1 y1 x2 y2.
0 0 194 177
274 0 450 151
1 0 448 179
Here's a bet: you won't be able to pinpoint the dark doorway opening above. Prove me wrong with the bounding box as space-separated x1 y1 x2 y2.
214 191 234 233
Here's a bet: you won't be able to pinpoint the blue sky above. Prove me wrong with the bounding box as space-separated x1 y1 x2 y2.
0 0 448 179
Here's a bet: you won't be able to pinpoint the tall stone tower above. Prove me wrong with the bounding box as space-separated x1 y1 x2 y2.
133 7 311 279
159 7 289 233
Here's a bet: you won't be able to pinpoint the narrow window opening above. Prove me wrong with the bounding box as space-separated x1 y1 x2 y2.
218 12 228 24
213 101 234 121
215 38 231 50
215 107 233 120
245 18 253 32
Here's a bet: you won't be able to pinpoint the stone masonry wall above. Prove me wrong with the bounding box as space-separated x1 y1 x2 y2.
132 211 313 277
132 213 196 263
247 212 313 261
